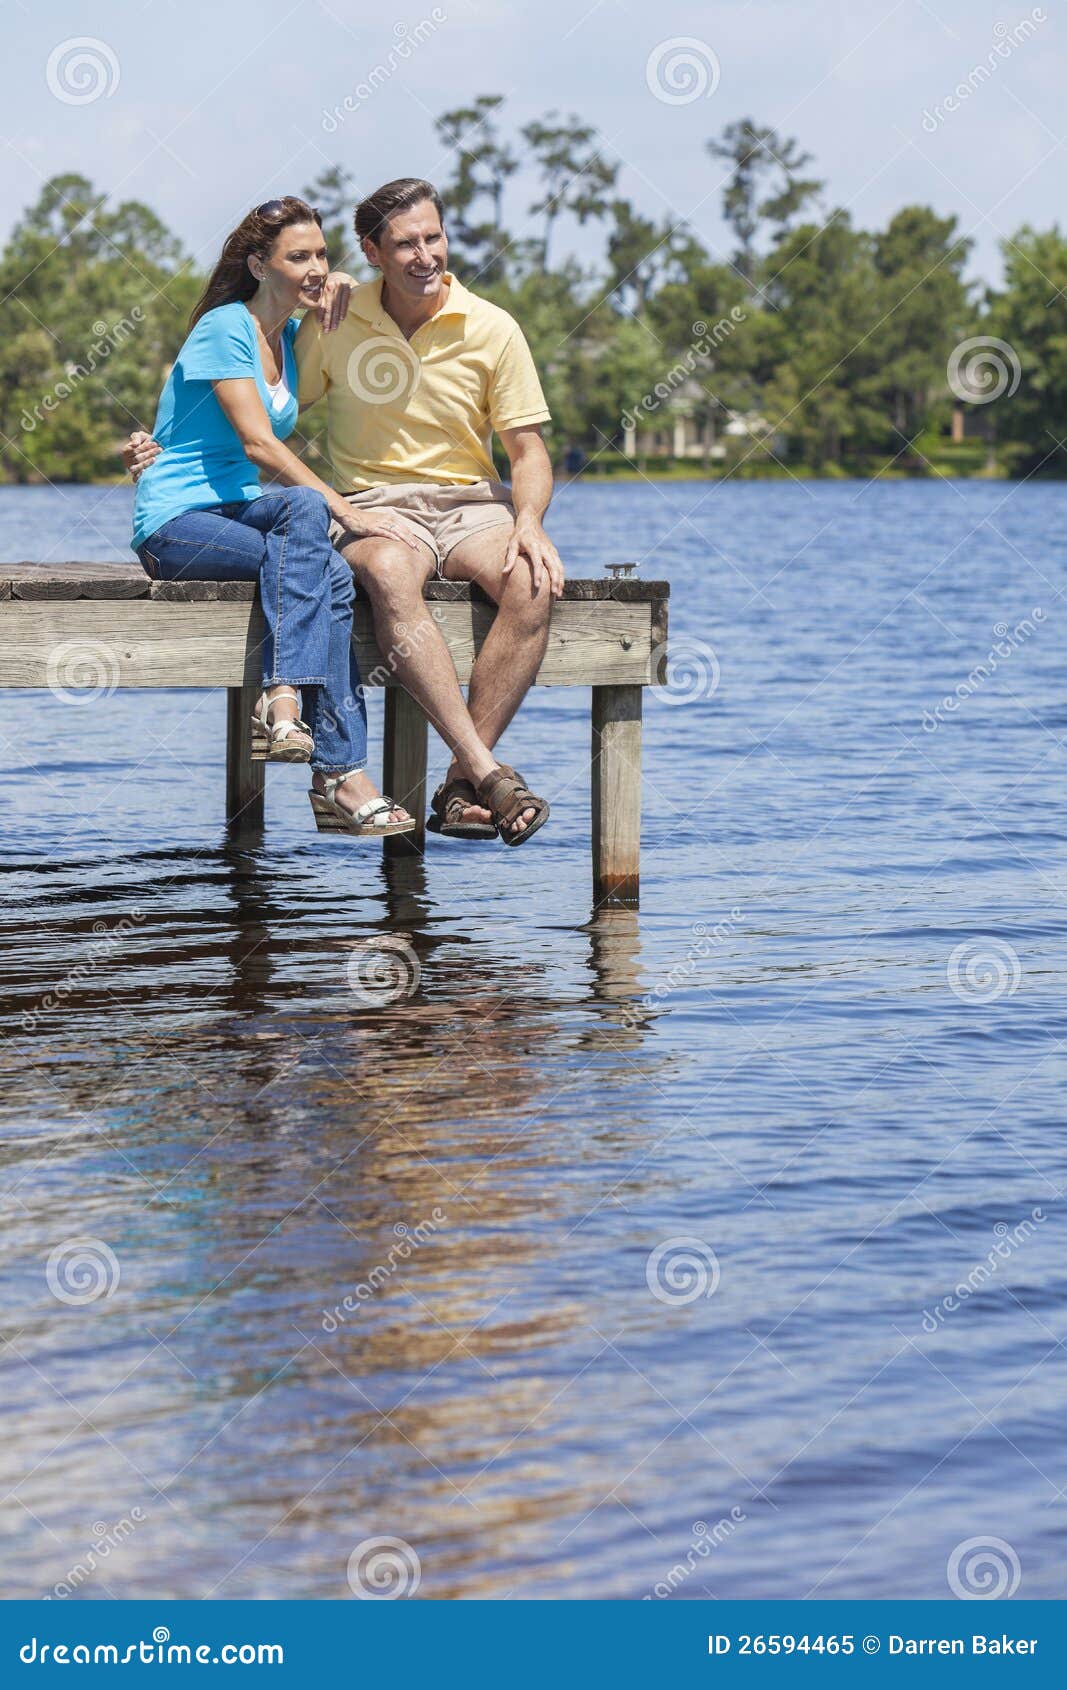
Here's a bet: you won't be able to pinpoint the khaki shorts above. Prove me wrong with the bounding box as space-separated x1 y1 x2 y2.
329 479 515 576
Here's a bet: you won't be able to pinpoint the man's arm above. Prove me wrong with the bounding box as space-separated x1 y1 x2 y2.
499 425 565 597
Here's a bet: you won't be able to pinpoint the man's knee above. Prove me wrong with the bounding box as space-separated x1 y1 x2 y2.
348 541 430 604
499 559 554 625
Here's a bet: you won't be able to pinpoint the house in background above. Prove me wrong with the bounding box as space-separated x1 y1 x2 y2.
622 378 785 463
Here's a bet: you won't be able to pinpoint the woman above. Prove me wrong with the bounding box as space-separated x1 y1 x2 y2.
131 196 414 836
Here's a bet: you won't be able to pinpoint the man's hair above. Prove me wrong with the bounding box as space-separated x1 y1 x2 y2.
354 178 444 247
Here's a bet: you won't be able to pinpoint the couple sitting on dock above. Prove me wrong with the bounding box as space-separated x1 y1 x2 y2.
125 178 561 844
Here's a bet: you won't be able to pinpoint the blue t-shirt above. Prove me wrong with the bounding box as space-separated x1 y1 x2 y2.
131 302 300 549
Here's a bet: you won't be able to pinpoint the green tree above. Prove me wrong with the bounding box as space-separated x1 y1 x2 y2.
986 226 1067 472
0 174 197 482
606 200 707 313
871 206 972 444
760 212 886 468
521 113 618 270
434 94 517 283
708 119 822 284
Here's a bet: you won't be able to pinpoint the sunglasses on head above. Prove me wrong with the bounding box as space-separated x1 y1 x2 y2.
255 199 322 224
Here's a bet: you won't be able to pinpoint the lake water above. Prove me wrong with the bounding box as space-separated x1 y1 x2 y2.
0 477 1064 1601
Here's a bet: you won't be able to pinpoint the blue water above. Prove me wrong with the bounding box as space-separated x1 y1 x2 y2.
0 477 1064 1600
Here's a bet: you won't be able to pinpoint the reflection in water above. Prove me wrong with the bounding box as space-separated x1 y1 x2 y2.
0 829 664 1598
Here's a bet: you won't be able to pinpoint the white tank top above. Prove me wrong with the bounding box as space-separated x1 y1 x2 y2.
265 360 291 413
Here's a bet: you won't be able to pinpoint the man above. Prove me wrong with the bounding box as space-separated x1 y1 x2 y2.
296 176 563 841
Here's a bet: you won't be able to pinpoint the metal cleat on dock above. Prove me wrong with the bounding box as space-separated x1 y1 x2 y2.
604 561 638 579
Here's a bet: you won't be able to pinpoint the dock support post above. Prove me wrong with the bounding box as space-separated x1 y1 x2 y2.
592 683 642 906
382 687 428 856
226 684 265 829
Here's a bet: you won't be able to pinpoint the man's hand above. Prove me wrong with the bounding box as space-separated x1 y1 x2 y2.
503 512 565 597
318 271 355 334
122 430 161 482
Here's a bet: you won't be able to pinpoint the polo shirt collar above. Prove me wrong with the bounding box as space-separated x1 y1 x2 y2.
352 273 472 335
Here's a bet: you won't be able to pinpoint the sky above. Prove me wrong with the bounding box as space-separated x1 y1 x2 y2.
1 0 1063 288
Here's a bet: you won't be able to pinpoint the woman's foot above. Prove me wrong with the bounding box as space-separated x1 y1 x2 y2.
312 768 412 826
257 687 314 758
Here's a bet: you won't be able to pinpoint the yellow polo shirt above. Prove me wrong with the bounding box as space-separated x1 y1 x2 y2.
294 273 551 490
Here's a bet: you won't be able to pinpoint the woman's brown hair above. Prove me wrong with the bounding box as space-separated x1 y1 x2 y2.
188 198 323 331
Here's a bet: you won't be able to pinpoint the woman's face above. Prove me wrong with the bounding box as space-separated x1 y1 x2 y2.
254 220 329 308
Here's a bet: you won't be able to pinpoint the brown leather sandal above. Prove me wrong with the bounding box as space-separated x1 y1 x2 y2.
427 775 497 839
477 766 551 847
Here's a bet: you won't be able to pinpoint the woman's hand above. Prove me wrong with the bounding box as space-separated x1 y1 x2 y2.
122 430 162 482
318 271 356 334
331 503 424 551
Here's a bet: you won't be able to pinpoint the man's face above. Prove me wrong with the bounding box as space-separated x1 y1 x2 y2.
365 199 448 302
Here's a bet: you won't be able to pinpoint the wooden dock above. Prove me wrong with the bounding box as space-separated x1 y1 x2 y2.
0 565 669 904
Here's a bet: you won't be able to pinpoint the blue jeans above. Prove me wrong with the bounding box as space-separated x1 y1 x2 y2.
137 488 367 773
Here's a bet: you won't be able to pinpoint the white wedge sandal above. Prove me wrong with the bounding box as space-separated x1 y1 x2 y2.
251 688 315 762
308 770 417 837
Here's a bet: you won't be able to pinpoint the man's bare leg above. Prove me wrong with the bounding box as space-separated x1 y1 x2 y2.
438 524 553 827
340 535 501 792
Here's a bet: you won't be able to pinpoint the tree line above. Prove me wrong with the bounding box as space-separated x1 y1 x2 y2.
1 104 1065 485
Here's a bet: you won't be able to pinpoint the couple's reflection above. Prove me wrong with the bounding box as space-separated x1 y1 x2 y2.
218 828 658 1053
